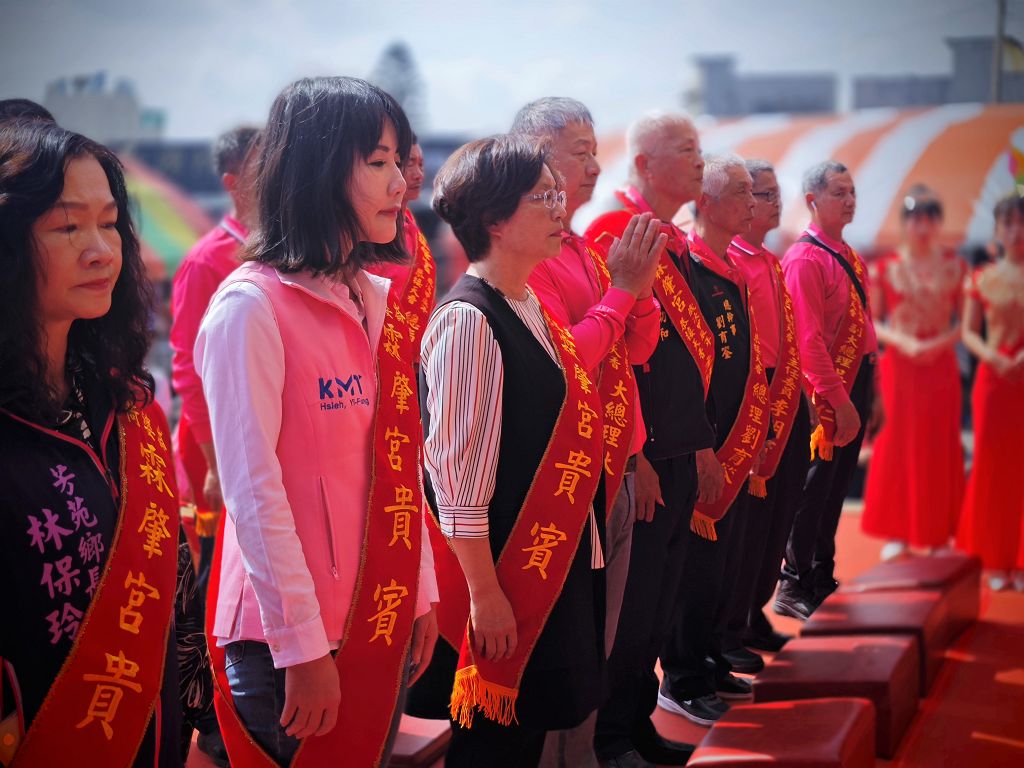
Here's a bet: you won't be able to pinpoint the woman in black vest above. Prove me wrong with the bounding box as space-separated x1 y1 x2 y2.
413 135 606 767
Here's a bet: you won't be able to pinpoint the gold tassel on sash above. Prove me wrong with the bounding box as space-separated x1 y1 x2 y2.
449 665 519 728
690 510 719 541
810 423 834 461
748 475 768 498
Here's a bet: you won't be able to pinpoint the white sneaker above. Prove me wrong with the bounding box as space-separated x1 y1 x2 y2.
987 571 1010 591
880 541 907 562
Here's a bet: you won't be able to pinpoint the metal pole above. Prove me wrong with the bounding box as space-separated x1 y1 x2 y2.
992 0 1007 103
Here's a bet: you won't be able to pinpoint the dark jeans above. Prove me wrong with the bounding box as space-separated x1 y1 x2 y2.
660 487 748 700
447 716 547 768
783 360 875 588
595 454 697 759
225 640 409 767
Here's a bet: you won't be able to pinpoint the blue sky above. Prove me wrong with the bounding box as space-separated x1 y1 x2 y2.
0 0 1016 139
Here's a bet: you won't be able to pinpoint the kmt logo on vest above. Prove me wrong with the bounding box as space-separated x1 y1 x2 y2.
318 375 370 411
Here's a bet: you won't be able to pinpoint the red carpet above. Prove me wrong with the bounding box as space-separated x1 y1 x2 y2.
187 510 1024 767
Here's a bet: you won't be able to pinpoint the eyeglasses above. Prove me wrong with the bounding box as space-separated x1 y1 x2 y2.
752 190 780 204
525 189 568 210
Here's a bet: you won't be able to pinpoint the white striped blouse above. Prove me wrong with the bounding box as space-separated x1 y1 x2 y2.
421 285 604 568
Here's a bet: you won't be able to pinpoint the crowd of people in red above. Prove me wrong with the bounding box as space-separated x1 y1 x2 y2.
1 82 1021 768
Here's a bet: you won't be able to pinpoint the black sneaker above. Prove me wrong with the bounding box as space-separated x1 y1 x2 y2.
743 628 792 653
812 572 840 607
773 582 816 620
721 646 765 673
197 730 230 767
657 684 725 726
632 729 696 766
715 673 753 700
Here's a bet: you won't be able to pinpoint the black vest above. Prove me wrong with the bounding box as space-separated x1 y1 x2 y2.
689 254 752 449
636 247 716 460
418 275 604 728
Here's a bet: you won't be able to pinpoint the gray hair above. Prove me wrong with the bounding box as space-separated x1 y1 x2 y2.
745 158 775 181
625 111 697 182
510 97 593 138
701 152 747 198
803 160 848 195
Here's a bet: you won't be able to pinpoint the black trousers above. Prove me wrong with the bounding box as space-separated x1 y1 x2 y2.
745 393 812 635
783 359 875 587
595 454 697 759
660 487 749 700
446 716 547 768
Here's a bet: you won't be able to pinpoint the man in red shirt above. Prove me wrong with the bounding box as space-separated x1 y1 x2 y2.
726 160 811 657
777 160 880 620
511 97 666 768
171 126 260 584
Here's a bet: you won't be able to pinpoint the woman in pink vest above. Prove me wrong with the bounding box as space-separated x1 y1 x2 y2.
196 76 438 766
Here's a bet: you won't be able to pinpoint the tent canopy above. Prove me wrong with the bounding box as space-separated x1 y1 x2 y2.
577 104 1024 253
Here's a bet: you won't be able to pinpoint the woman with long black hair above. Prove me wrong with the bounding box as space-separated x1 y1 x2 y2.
0 119 186 766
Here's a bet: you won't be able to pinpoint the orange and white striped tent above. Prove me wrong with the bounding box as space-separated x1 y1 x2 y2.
577 104 1024 254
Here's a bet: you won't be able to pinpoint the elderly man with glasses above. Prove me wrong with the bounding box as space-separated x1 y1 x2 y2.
511 97 666 768
724 160 811 663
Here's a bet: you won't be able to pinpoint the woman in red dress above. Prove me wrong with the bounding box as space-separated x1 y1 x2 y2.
957 194 1024 591
862 188 965 559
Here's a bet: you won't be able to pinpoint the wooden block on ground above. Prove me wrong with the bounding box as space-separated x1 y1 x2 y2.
801 590 950 693
687 698 875 767
386 716 450 768
846 553 981 637
753 635 918 758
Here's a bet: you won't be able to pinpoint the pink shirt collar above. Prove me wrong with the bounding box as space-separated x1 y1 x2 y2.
807 222 848 254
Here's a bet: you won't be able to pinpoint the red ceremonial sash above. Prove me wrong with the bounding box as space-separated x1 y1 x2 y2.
687 237 768 541
397 209 438 359
804 238 868 462
587 189 715 397
567 235 635 516
11 403 179 767
749 258 803 498
449 304 605 728
207 273 426 768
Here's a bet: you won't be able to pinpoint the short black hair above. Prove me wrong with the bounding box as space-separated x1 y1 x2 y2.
433 135 548 262
994 192 1024 223
246 76 413 277
0 98 56 124
213 125 261 176
900 184 943 222
0 120 154 421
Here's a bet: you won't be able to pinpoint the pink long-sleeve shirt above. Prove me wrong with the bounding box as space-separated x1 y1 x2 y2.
170 216 246 444
196 264 437 668
730 237 782 369
781 223 878 409
528 234 660 456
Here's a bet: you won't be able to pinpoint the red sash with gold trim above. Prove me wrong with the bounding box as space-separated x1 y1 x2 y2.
803 238 868 462
207 274 426 768
449 305 604 728
585 192 715 397
749 258 802 497
687 238 768 541
12 403 179 767
398 210 437 359
566 235 635 515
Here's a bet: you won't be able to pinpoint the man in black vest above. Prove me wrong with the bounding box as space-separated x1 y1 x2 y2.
655 153 762 730
586 114 718 768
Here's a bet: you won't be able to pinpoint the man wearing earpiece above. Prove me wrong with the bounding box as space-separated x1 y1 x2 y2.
774 160 880 620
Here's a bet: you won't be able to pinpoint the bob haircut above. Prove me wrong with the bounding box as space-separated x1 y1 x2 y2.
0 120 154 420
247 76 413 277
432 134 548 262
